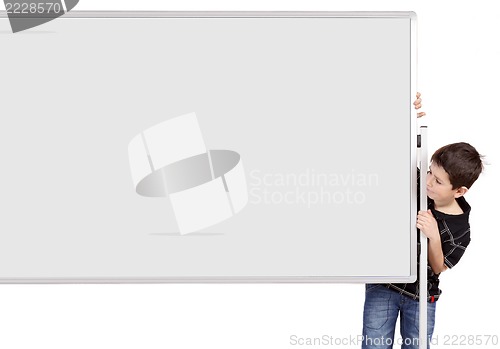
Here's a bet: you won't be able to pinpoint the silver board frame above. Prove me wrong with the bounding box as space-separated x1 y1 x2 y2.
0 11 418 283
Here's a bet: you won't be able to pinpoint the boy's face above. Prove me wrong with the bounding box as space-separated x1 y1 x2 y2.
426 163 466 204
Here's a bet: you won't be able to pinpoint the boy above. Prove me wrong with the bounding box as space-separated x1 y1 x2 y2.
361 94 484 349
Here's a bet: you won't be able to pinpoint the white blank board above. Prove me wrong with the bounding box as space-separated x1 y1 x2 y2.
0 11 418 283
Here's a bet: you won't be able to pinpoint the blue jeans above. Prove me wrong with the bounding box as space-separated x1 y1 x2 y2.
362 284 436 349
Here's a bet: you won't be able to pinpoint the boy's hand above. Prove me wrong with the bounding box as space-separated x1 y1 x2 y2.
416 210 439 241
414 92 426 118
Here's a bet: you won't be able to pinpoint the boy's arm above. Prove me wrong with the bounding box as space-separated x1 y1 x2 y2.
427 234 448 274
417 209 448 274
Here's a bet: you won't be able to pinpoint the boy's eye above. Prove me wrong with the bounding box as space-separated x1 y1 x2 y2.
427 170 441 184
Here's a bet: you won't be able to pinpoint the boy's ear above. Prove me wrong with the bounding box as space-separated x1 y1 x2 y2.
454 186 468 198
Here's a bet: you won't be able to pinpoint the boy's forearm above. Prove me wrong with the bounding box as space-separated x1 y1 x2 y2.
427 237 447 274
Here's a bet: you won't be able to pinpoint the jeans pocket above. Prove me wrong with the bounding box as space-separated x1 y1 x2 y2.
364 310 389 330
363 286 391 330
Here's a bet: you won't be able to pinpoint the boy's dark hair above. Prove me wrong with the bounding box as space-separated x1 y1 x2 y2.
431 142 483 189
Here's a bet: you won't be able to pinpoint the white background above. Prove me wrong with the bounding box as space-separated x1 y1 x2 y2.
1 1 498 348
